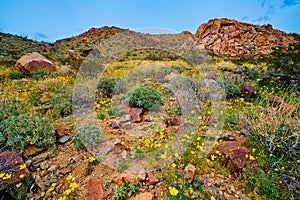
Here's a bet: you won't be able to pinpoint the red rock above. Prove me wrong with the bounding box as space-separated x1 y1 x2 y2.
86 177 104 200
195 18 296 57
0 152 30 188
56 126 70 137
241 84 256 98
143 114 151 122
210 137 254 172
129 192 154 200
112 172 136 184
16 52 55 72
129 107 143 123
110 121 119 129
184 164 196 183
72 154 86 162
144 173 158 185
236 137 247 147
171 117 181 126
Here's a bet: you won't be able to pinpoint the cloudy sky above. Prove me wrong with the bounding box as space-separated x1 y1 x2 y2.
0 0 299 42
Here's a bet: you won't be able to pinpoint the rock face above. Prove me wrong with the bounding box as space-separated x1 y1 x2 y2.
16 52 55 72
195 18 296 57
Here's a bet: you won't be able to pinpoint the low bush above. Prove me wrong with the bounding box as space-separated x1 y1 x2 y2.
126 86 162 110
72 125 103 149
0 114 55 150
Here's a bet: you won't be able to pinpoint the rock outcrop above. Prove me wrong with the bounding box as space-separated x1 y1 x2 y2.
16 52 55 72
195 18 296 57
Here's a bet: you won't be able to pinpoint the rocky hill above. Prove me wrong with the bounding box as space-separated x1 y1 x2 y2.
0 18 298 67
194 18 297 57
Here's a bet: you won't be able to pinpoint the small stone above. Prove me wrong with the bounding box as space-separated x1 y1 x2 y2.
72 154 86 162
184 164 196 183
143 114 151 122
129 107 143 123
58 135 70 144
112 172 136 184
121 150 127 159
86 177 104 200
40 160 50 170
59 167 72 175
129 192 154 200
35 175 46 191
144 173 158 185
110 121 119 129
48 165 57 172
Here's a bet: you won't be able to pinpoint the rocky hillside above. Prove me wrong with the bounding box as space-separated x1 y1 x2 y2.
0 18 298 67
194 18 297 57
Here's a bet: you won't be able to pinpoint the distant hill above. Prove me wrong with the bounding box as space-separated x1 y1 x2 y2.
0 18 299 67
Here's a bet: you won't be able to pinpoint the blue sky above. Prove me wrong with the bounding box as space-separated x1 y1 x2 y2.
0 0 299 42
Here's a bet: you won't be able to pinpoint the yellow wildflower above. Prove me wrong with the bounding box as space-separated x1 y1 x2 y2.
171 163 176 168
19 174 25 179
190 150 196 155
19 164 26 170
16 183 22 188
69 182 79 191
210 154 217 161
249 155 255 161
66 174 73 181
47 187 54 193
161 154 166 159
88 156 96 163
58 196 67 200
3 173 12 180
211 196 216 200
169 186 179 196
0 173 5 178
64 189 72 195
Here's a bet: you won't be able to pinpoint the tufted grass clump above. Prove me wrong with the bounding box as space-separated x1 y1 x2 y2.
72 125 103 149
126 86 162 110
0 114 55 150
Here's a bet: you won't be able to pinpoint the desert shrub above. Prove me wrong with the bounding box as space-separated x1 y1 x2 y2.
0 97 28 122
218 79 241 99
126 86 162 110
48 92 72 118
97 77 117 98
240 96 299 178
72 125 103 149
0 114 55 150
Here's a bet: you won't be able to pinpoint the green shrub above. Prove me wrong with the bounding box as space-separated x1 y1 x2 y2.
97 77 117 98
0 114 55 150
219 79 241 99
0 97 27 122
72 125 103 149
126 86 162 110
48 92 72 118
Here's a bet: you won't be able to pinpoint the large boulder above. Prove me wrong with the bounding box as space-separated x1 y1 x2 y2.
16 52 55 72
